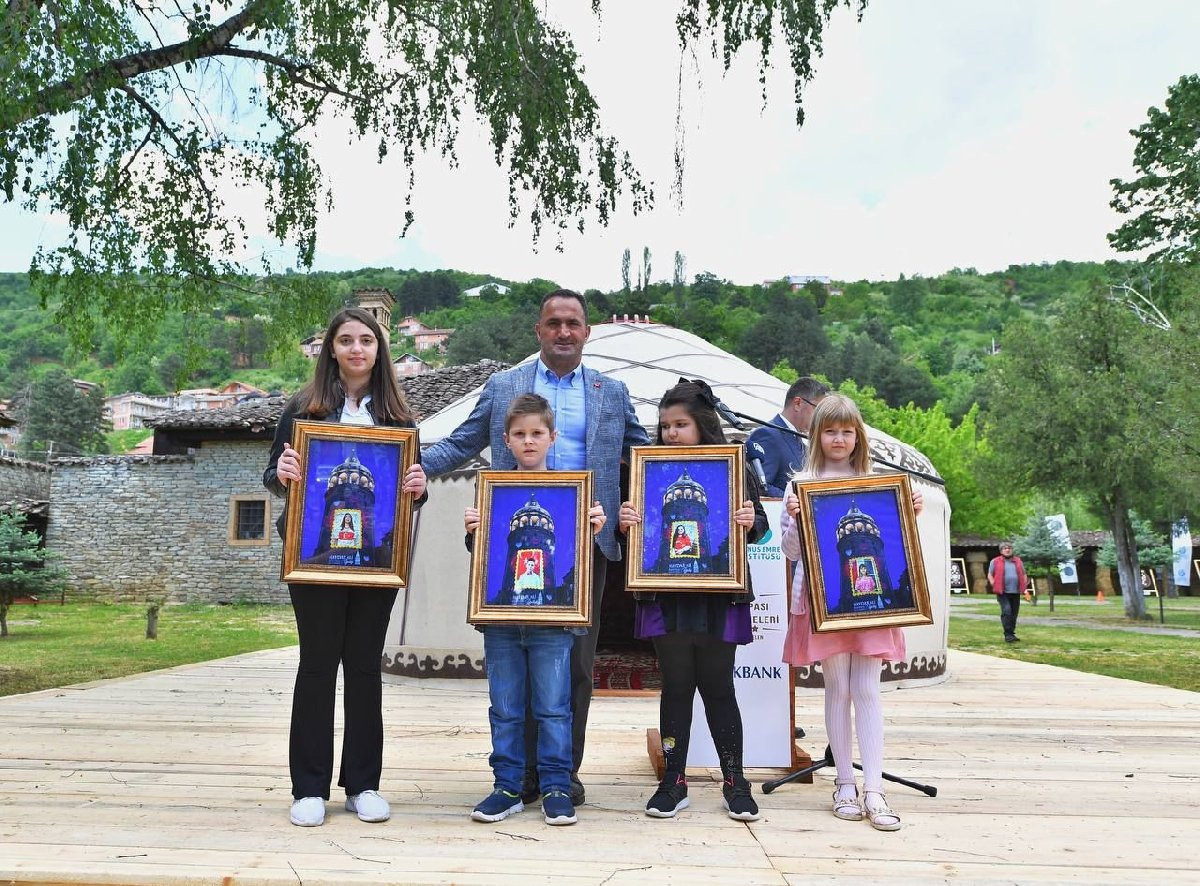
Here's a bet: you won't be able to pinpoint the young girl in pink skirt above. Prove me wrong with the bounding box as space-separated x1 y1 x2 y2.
780 394 923 831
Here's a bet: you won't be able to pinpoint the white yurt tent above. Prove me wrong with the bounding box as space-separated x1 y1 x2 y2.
383 320 950 688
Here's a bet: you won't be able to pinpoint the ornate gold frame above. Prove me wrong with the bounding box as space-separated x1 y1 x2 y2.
281 420 417 588
468 470 593 626
792 472 932 632
626 444 748 593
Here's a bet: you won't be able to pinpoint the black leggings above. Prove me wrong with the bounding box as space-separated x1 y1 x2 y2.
652 631 744 777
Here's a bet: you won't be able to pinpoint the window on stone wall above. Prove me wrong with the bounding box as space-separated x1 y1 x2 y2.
229 495 270 545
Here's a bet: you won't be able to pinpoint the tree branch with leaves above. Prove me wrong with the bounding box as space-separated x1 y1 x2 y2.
1 0 863 345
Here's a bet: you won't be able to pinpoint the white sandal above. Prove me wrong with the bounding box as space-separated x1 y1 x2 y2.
863 790 901 831
832 782 862 821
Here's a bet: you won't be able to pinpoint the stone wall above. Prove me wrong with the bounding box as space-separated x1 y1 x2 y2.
48 444 287 603
0 454 52 505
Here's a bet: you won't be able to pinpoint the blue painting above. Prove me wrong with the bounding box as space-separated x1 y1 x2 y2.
484 484 581 607
641 458 733 577
298 439 402 569
809 487 915 616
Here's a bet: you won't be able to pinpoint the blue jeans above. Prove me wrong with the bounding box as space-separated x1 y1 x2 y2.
483 626 574 794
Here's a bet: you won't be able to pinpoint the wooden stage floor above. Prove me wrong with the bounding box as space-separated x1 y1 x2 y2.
1 648 1196 885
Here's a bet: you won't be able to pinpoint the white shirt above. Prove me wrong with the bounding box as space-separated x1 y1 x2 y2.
340 394 375 426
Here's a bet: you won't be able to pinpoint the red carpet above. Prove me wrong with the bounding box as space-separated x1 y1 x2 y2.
593 649 661 692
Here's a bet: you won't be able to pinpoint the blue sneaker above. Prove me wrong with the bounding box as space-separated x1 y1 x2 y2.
542 790 577 825
471 789 523 822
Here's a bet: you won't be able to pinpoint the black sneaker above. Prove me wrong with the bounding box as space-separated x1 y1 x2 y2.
645 773 689 818
520 768 540 805
723 776 761 821
569 771 585 806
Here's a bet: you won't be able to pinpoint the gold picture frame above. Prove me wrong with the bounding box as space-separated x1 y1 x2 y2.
626 444 748 593
468 470 593 627
281 421 418 587
792 472 933 632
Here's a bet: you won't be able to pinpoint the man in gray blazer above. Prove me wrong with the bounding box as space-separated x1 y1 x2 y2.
422 289 649 804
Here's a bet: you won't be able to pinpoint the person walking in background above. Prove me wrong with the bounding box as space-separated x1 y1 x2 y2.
988 542 1027 643
780 393 924 832
264 306 428 827
744 377 829 497
422 289 648 806
619 379 768 821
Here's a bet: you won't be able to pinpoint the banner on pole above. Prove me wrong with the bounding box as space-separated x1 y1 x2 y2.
1172 517 1192 587
688 503 794 768
1045 514 1078 584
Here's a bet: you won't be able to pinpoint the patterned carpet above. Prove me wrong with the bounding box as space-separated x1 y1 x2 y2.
592 648 661 691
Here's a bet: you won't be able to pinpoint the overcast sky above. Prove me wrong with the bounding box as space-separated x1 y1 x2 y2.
2 1 1197 291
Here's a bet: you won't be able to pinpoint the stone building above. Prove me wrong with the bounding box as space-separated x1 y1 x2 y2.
0 453 52 536
45 361 507 604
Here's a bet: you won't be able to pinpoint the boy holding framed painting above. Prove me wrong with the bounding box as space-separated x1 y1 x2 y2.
464 394 605 827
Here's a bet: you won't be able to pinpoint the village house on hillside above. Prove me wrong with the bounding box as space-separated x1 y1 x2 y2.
44 360 507 604
393 353 428 377
396 315 454 352
104 382 268 430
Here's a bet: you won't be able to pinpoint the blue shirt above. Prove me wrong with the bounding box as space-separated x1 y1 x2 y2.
532 358 586 470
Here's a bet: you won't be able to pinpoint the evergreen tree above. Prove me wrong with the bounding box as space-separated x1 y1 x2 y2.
17 369 109 458
1013 514 1080 583
1095 515 1174 595
0 510 68 638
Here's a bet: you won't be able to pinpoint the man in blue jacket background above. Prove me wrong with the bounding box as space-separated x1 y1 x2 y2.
743 377 829 498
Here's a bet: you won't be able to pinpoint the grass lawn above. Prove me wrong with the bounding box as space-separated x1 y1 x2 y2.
949 594 1200 693
951 591 1200 630
0 602 297 697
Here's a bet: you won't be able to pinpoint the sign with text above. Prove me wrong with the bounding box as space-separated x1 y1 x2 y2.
688 501 794 767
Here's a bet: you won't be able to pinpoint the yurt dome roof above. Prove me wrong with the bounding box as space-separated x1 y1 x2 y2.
419 321 941 482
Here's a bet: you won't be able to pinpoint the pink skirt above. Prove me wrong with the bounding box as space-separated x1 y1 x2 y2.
782 611 906 666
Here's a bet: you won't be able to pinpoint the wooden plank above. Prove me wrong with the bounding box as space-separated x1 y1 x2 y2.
1 648 1197 885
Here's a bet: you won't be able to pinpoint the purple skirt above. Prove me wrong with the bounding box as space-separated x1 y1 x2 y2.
634 600 753 646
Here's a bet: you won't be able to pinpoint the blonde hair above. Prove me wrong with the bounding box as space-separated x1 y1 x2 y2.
803 393 871 476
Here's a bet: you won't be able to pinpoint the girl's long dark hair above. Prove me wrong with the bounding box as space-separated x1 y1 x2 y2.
655 380 727 445
300 306 414 423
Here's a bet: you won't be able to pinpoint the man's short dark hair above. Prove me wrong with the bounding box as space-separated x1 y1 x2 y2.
540 288 588 317
505 393 555 433
785 377 829 406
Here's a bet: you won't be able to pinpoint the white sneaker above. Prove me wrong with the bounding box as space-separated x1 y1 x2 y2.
289 796 326 827
346 789 390 822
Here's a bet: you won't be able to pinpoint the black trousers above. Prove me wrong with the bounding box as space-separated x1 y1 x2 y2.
652 631 744 777
525 547 607 774
998 592 1022 639
288 584 398 800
